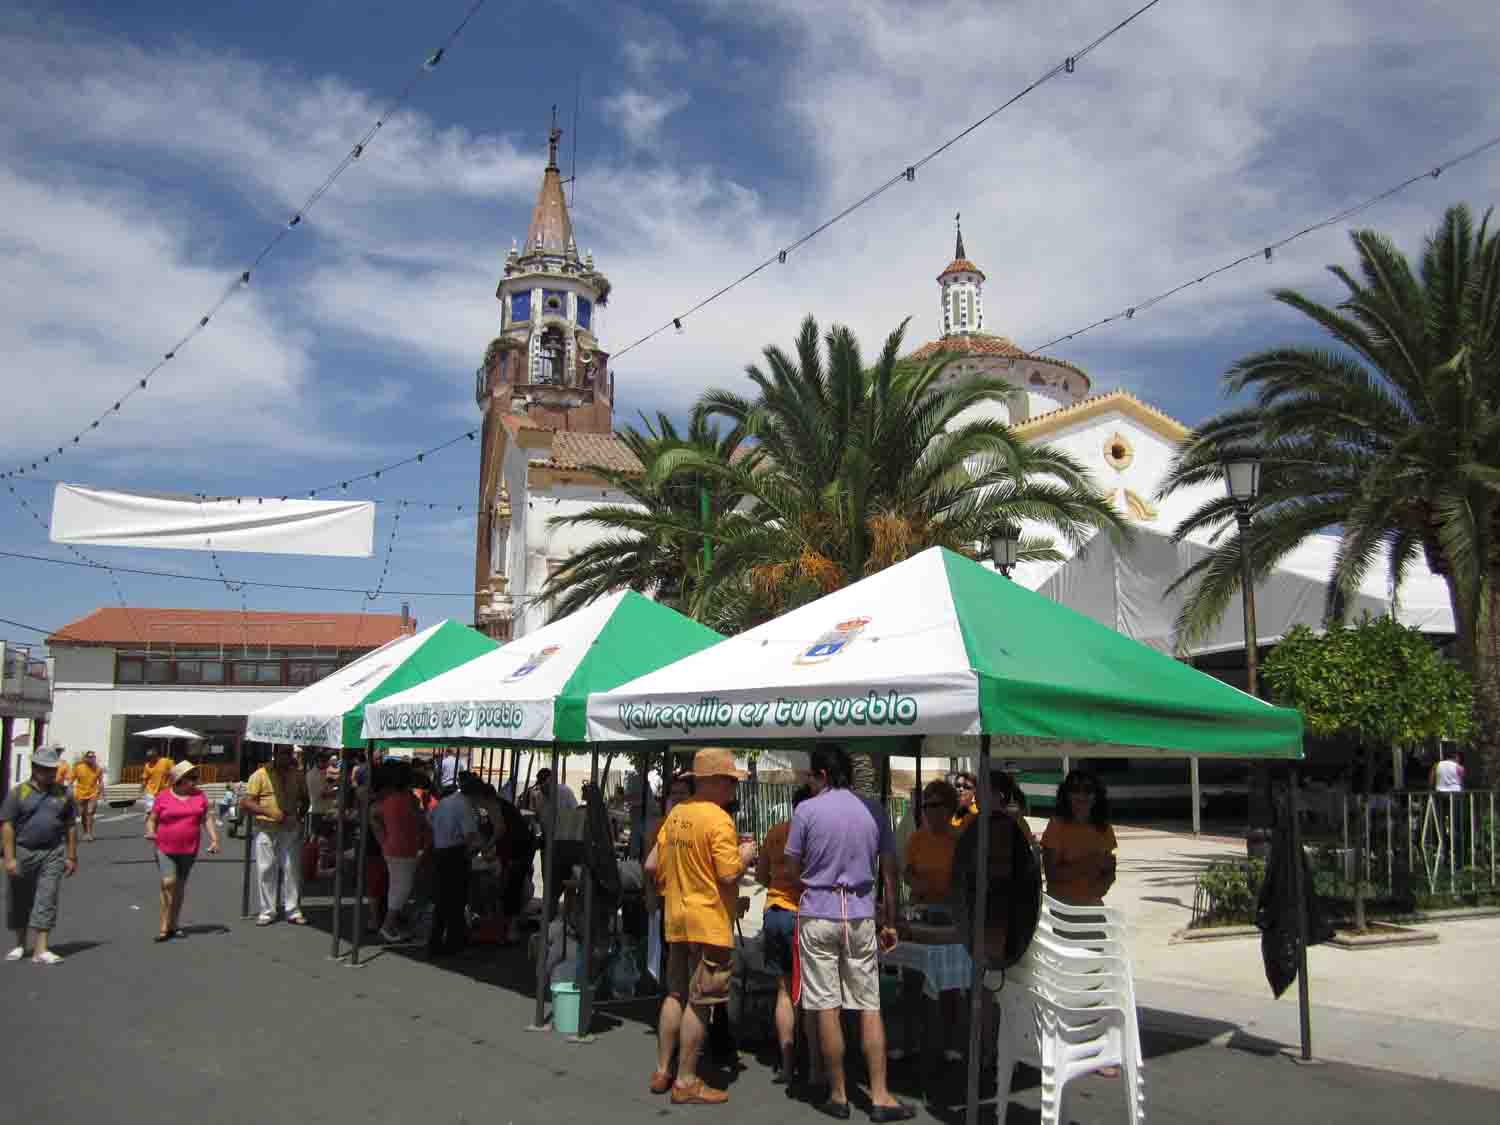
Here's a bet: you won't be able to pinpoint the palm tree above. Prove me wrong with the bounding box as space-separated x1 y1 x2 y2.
686 315 1130 630
1158 204 1500 781
537 412 753 619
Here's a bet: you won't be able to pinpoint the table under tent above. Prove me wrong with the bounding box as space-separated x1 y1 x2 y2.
586 546 1304 1125
243 618 499 956
361 589 725 1031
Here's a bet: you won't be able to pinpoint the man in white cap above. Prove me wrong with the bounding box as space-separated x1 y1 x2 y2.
646 748 756 1106
1 747 80 964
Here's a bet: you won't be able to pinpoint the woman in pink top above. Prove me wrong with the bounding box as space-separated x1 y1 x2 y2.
144 761 220 942
370 759 425 942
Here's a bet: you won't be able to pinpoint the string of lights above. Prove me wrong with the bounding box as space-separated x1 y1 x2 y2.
1026 130 1500 354
607 0 1167 362
5 475 477 514
0 548 471 599
0 0 491 483
350 502 406 648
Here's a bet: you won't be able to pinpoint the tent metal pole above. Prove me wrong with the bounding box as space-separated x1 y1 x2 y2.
658 744 670 986
964 735 992 1125
350 776 371 967
1288 771 1313 1061
914 739 923 828
239 749 255 917
1191 757 1202 837
576 744 600 1041
330 751 351 959
529 745 562 1030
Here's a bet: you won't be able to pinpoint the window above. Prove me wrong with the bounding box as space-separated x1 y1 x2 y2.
233 662 282 686
176 659 223 685
510 291 531 322
288 661 337 686
538 326 566 385
145 659 172 684
543 289 567 316
116 658 144 684
577 297 592 330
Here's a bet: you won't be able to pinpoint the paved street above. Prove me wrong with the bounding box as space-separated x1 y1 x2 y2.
5 816 1495 1125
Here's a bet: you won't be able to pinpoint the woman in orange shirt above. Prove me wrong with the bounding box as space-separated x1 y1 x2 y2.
1040 769 1117 906
902 779 965 1062
756 784 813 1084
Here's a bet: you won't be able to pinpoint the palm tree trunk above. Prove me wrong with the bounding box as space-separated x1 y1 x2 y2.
1472 578 1500 789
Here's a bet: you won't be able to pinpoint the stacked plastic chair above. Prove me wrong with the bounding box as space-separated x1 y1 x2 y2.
995 895 1145 1125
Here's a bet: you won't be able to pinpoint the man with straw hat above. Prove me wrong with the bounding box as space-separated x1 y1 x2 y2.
2 746 80 964
646 748 756 1106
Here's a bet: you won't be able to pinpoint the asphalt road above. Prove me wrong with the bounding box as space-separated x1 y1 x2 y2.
4 814 1494 1125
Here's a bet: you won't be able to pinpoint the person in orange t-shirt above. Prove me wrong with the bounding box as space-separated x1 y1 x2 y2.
644 750 755 1106
902 778 966 1062
71 751 106 842
1040 769 1118 906
755 784 814 1084
138 749 175 815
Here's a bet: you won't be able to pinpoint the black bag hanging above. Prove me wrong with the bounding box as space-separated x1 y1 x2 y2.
1255 807 1334 998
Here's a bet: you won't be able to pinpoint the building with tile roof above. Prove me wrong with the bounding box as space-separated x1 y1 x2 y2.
41 607 416 784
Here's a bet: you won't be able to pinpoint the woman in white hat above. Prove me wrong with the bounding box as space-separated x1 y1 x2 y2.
144 761 220 942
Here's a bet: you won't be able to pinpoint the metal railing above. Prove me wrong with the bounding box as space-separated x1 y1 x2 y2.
1337 789 1497 901
733 780 910 841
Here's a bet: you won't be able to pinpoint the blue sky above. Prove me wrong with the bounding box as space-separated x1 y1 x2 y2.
2 0 1498 646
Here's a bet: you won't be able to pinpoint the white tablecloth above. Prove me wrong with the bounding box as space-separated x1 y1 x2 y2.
880 941 973 999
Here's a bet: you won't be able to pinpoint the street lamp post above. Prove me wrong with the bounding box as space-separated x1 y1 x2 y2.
1224 457 1268 830
989 523 1020 578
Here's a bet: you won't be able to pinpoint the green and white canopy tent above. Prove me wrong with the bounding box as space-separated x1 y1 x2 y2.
362 589 724 1035
361 589 723 745
244 619 499 750
587 545 1303 757
587 546 1304 1121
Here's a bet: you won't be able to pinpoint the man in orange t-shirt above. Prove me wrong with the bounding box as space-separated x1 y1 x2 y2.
755 784 813 1083
71 751 106 842
138 749 175 815
644 749 755 1107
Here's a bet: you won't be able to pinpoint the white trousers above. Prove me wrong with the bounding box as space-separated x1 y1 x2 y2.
254 827 303 917
385 856 418 917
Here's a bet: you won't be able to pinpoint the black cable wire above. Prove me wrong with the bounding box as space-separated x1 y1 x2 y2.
0 0 491 483
0 547 472 598
1026 131 1500 353
0 616 54 636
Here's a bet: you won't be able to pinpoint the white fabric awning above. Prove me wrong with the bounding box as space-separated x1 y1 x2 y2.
50 484 375 557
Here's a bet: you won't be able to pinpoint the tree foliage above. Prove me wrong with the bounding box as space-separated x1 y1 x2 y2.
1262 616 1472 747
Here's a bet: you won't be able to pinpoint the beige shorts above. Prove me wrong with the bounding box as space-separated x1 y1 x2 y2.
666 941 734 1006
797 916 880 1011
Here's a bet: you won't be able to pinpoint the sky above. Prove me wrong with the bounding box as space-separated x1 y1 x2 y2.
1 0 1498 648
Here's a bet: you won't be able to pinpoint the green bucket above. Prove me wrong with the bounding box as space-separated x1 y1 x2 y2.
551 981 581 1035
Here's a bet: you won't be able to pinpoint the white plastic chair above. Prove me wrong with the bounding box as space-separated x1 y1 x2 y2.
1034 985 1145 1125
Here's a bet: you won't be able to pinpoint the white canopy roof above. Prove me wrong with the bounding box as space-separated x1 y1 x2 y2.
1027 525 1454 655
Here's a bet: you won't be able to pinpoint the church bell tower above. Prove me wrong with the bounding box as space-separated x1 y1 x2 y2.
473 117 615 638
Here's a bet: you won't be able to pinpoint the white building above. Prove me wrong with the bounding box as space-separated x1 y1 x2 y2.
45 607 415 784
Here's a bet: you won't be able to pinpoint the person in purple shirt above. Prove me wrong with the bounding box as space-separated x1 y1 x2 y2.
784 745 912 1122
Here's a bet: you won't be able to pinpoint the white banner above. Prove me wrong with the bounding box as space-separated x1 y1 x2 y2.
50 484 375 557
244 713 343 749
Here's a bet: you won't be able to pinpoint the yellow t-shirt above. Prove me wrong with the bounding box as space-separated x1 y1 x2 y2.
904 826 959 904
950 806 976 832
56 761 73 787
1040 818 1118 905
142 758 175 796
761 820 801 913
659 798 741 947
246 766 308 830
72 761 104 800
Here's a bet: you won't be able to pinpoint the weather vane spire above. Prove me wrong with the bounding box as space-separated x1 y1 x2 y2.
954 211 966 261
548 104 562 169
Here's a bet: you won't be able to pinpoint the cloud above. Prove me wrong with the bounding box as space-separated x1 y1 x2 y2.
602 87 692 148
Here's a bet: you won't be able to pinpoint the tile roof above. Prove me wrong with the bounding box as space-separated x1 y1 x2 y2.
905 333 1091 384
533 431 644 475
939 258 986 279
49 608 415 649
